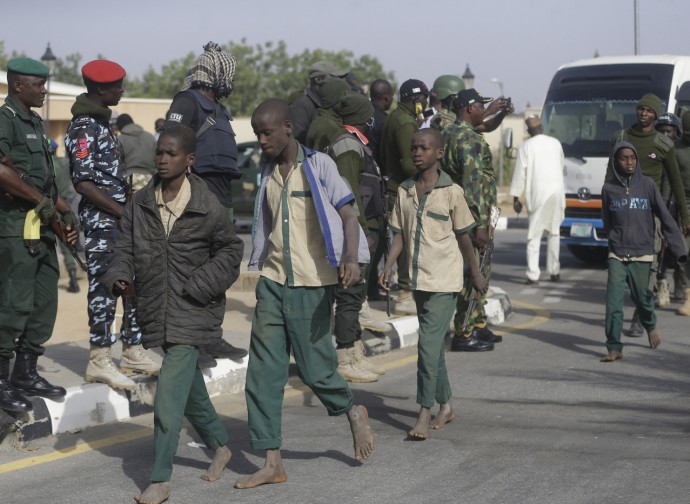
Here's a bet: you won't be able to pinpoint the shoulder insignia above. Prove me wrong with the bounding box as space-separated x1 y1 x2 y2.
0 105 16 118
653 132 673 153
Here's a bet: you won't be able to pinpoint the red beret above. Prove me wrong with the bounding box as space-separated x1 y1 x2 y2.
81 59 126 83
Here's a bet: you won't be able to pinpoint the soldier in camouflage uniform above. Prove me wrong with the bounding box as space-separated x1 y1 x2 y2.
430 74 514 138
429 75 465 134
65 60 159 391
442 89 502 352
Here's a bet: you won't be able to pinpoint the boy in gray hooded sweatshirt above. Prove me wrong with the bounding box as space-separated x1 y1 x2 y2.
600 141 687 362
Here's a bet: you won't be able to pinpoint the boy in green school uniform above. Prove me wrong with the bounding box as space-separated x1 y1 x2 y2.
235 99 374 489
380 128 487 440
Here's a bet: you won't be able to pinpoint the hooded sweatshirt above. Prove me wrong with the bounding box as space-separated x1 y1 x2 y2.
602 141 687 261
607 126 690 226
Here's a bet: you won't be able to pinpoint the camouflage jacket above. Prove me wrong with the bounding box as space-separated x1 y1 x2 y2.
442 120 496 228
65 94 128 233
429 107 456 134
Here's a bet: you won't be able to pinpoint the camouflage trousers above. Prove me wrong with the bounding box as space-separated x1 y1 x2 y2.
84 230 142 347
453 246 492 336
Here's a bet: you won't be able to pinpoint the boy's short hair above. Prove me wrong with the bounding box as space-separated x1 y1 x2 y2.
159 122 197 154
414 128 444 149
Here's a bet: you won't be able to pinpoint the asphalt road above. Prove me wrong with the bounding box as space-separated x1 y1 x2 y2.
1 227 689 504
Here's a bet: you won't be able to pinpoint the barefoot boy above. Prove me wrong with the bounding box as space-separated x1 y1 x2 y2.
380 128 487 440
235 99 374 489
104 123 244 503
600 141 687 362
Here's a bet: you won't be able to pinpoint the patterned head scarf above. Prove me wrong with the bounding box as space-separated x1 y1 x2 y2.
181 42 237 98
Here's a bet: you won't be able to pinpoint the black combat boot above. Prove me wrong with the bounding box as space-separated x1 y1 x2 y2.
0 358 33 412
10 352 66 398
67 268 80 293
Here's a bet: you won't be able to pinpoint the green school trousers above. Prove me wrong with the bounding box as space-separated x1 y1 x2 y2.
245 277 354 450
151 343 229 482
414 291 456 408
605 258 656 353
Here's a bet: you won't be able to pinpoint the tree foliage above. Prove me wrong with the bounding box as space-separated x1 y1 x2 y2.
127 39 395 116
2 39 395 117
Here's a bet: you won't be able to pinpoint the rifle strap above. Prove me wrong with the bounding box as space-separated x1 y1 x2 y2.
196 102 221 139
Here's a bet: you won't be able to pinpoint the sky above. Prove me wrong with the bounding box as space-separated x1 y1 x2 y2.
4 0 690 113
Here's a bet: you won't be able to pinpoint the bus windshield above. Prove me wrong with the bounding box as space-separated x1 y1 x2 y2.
542 99 638 159
541 63 674 159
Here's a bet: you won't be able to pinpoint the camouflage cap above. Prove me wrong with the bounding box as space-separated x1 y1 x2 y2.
7 57 50 78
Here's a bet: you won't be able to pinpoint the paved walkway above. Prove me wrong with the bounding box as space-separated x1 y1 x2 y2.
0 215 514 443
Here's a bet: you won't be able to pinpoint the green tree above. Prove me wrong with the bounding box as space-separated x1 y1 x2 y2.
53 53 84 86
126 39 395 116
126 52 196 98
0 41 26 70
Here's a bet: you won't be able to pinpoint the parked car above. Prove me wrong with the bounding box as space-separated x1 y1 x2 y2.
231 140 261 232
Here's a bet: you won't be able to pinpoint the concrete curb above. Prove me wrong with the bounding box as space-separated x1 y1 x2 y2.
3 292 512 444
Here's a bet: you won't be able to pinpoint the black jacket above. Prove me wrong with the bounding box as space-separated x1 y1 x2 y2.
602 141 686 261
104 174 244 348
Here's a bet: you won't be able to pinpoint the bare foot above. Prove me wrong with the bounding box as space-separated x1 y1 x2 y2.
648 328 661 349
234 449 288 489
134 482 170 504
347 405 374 460
408 407 431 440
430 402 456 430
600 351 623 362
201 445 232 482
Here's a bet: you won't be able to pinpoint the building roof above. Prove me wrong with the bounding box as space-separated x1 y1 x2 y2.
0 70 86 96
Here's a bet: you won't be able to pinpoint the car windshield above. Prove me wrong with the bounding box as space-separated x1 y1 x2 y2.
542 63 674 159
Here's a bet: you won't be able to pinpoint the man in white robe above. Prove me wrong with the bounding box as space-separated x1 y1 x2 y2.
509 116 565 284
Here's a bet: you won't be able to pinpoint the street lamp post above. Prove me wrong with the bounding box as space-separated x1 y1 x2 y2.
490 78 505 187
462 64 475 90
40 43 57 139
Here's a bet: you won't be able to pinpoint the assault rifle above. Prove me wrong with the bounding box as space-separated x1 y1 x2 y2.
121 172 135 337
0 155 87 272
460 205 501 334
381 176 391 316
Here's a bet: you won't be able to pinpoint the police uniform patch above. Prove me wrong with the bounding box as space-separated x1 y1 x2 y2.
168 113 183 123
76 137 89 159
26 133 37 140
648 153 657 160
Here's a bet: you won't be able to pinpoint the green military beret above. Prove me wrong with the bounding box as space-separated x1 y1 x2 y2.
318 77 350 109
7 57 50 78
340 92 374 126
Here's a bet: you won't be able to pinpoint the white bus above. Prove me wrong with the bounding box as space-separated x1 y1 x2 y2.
541 55 690 261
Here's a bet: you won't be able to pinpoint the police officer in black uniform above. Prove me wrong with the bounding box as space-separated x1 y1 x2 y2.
167 41 247 366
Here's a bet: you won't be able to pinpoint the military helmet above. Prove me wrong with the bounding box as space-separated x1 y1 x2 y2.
655 112 682 138
431 75 465 100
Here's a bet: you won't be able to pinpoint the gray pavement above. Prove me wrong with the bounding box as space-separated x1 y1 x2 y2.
2 226 690 504
0 231 513 442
